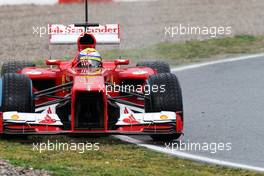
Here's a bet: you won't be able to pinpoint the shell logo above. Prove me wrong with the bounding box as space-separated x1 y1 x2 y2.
160 115 168 120
11 114 19 120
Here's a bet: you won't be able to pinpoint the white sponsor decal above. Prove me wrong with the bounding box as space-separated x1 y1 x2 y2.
26 70 42 75
132 70 148 75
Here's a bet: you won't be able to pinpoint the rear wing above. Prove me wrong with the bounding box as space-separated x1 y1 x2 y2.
49 24 120 45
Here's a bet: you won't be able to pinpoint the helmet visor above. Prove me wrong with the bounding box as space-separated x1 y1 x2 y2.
78 57 102 68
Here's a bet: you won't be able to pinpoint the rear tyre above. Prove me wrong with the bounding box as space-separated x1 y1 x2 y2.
136 61 170 73
1 61 35 75
145 73 183 141
2 73 34 112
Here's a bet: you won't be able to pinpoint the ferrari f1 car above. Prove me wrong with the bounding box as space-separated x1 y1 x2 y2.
0 2 183 141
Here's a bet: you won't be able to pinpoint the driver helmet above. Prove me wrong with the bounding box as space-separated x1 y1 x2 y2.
77 48 102 68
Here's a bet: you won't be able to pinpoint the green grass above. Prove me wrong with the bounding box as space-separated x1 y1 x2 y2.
101 35 264 65
37 35 264 66
0 136 262 176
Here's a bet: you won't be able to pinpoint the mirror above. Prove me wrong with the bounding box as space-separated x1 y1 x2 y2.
114 59 129 66
45 59 61 66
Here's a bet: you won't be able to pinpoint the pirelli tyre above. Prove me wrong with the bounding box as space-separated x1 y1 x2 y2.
145 73 183 141
1 61 35 75
2 73 34 112
136 61 170 73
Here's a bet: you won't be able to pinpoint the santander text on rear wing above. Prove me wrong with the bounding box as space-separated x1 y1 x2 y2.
49 24 120 45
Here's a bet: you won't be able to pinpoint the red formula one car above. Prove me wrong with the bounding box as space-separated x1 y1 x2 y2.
0 2 183 141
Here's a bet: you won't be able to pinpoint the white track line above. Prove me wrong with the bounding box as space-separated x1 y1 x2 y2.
172 53 264 72
116 53 264 173
116 135 264 172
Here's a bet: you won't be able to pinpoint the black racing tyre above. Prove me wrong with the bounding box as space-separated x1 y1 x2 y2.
145 73 183 114
144 73 183 141
136 61 170 73
1 61 35 75
2 73 34 112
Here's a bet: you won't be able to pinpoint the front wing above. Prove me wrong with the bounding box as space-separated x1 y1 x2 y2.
0 106 183 135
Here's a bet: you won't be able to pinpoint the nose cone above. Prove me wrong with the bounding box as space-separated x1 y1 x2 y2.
73 75 105 92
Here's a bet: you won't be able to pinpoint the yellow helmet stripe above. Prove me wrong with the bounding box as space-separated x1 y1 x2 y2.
80 56 102 62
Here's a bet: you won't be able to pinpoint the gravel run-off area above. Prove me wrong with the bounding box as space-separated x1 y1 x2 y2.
0 0 264 61
0 160 50 176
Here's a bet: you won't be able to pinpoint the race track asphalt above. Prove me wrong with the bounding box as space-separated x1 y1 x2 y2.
130 56 264 168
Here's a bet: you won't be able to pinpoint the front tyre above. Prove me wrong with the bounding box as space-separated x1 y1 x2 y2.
2 73 34 112
145 73 183 141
